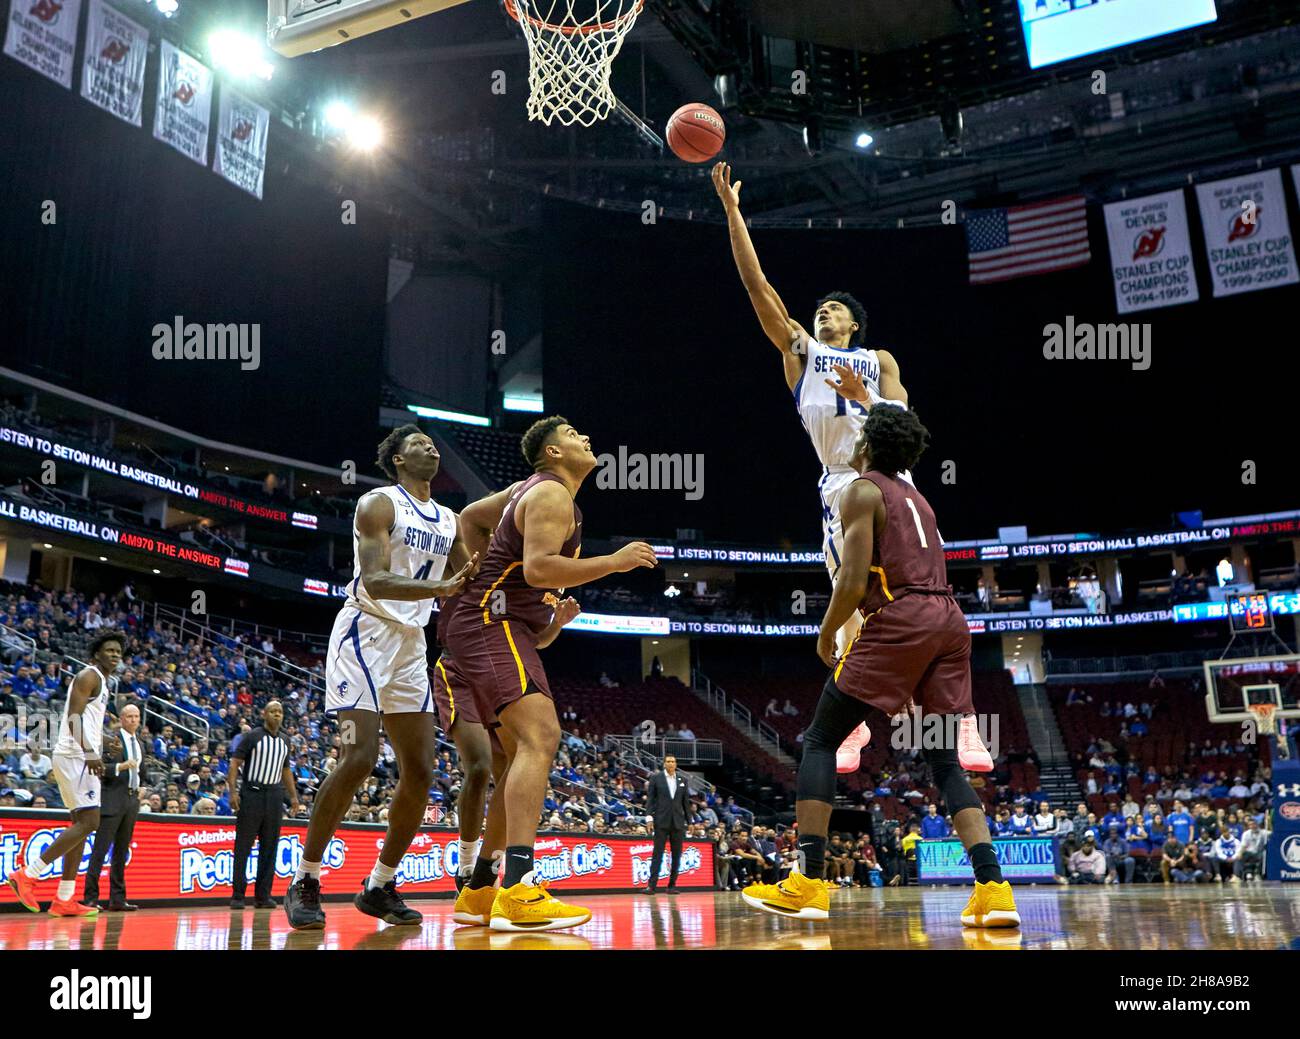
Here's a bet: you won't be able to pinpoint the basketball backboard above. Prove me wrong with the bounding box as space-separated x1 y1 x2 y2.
267 0 473 57
1204 653 1300 724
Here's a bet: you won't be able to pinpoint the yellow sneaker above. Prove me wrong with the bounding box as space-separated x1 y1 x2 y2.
453 884 497 926
960 880 1021 928
489 878 591 932
741 871 830 921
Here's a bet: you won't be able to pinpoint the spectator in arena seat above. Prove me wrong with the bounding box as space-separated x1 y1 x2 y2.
19 740 53 787
1210 829 1242 884
1068 836 1107 884
1228 775 1251 799
1102 824 1135 884
164 799 182 814
1238 819 1267 880
1172 843 1208 883
1033 802 1056 835
919 802 950 839
728 829 765 887
1008 804 1034 836
782 699 798 716
1120 795 1140 820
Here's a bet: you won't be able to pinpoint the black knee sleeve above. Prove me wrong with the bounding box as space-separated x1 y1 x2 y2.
922 745 983 816
796 678 879 805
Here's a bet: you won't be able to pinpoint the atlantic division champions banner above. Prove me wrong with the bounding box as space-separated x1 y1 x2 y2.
1103 189 1199 314
153 39 213 165
80 0 148 126
212 84 270 200
4 0 82 88
1195 168 1299 298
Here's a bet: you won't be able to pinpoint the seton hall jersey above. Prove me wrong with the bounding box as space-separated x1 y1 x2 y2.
346 485 457 629
793 337 882 470
53 665 111 760
856 471 952 617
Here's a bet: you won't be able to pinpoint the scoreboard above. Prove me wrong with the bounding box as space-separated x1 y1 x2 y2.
1228 592 1275 633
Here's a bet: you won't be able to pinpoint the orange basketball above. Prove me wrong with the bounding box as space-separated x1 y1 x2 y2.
666 102 726 163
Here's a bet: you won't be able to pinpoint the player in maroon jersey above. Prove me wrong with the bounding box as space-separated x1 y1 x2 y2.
429 479 583 914
443 416 657 930
742 405 1019 927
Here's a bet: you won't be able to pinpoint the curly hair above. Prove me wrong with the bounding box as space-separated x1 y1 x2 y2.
89 628 126 656
375 423 423 481
858 404 930 476
520 415 569 470
815 291 868 345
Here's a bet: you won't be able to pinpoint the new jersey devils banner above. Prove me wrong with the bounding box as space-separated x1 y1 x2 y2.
153 39 213 165
1103 189 1199 314
0 812 716 902
1194 168 1299 298
3 0 83 89
213 84 270 200
80 0 147 126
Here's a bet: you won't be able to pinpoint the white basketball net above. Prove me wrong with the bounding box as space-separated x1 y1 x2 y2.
506 0 645 127
1248 702 1277 735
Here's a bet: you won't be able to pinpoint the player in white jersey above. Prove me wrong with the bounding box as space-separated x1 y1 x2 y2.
713 162 910 771
6 630 124 917
286 424 479 931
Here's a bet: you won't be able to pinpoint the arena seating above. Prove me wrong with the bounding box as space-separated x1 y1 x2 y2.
435 422 531 486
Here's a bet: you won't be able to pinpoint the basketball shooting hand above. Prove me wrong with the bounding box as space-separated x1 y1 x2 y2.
711 162 742 211
610 542 658 573
433 552 480 596
816 628 838 668
553 597 582 626
826 363 870 404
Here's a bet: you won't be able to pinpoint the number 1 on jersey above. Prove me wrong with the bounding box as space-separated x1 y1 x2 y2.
904 497 928 548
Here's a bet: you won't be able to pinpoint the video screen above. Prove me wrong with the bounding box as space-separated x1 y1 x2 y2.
1019 0 1218 69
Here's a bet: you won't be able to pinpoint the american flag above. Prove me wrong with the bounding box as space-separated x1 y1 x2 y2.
965 195 1091 284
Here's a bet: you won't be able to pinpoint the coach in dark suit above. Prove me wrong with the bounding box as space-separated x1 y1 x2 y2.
85 703 143 910
645 754 691 893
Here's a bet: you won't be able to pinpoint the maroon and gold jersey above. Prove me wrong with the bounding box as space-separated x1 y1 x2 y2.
855 470 951 617
455 471 582 637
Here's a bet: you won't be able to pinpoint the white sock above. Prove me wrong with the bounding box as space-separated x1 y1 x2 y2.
57 881 75 902
458 839 480 874
25 854 48 880
367 860 397 891
296 858 322 883
490 849 504 875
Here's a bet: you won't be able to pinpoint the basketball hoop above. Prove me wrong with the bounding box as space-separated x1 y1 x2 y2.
504 0 645 126
1247 702 1277 736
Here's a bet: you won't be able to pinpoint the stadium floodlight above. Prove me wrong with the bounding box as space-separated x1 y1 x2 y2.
349 115 384 150
154 0 180 15
854 131 875 150
324 100 354 130
209 29 275 81
503 395 544 413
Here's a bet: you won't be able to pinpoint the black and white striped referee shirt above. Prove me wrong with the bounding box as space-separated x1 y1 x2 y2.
232 726 290 786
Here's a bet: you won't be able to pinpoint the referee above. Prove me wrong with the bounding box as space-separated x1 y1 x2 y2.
229 701 301 909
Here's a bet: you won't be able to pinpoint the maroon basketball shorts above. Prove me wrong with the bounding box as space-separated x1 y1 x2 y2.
443 615 553 726
430 652 480 731
832 594 974 717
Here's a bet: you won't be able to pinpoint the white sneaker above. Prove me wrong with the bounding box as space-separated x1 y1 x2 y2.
957 715 994 772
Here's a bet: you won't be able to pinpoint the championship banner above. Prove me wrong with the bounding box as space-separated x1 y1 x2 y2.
3 0 82 88
1194 168 1299 297
1103 189 1199 313
79 0 147 127
153 39 213 165
213 84 270 200
0 813 717 901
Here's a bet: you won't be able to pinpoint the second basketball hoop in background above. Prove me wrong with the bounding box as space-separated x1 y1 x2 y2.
667 103 726 163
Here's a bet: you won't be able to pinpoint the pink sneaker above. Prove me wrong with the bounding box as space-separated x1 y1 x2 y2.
835 723 872 773
957 715 993 772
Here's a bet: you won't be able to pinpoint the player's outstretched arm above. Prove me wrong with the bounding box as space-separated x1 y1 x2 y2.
520 481 657 589
817 480 882 666
356 493 477 601
712 163 809 378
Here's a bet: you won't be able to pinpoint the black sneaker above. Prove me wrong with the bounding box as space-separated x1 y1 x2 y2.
454 868 472 894
230 896 245 910
284 876 326 931
354 880 422 926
